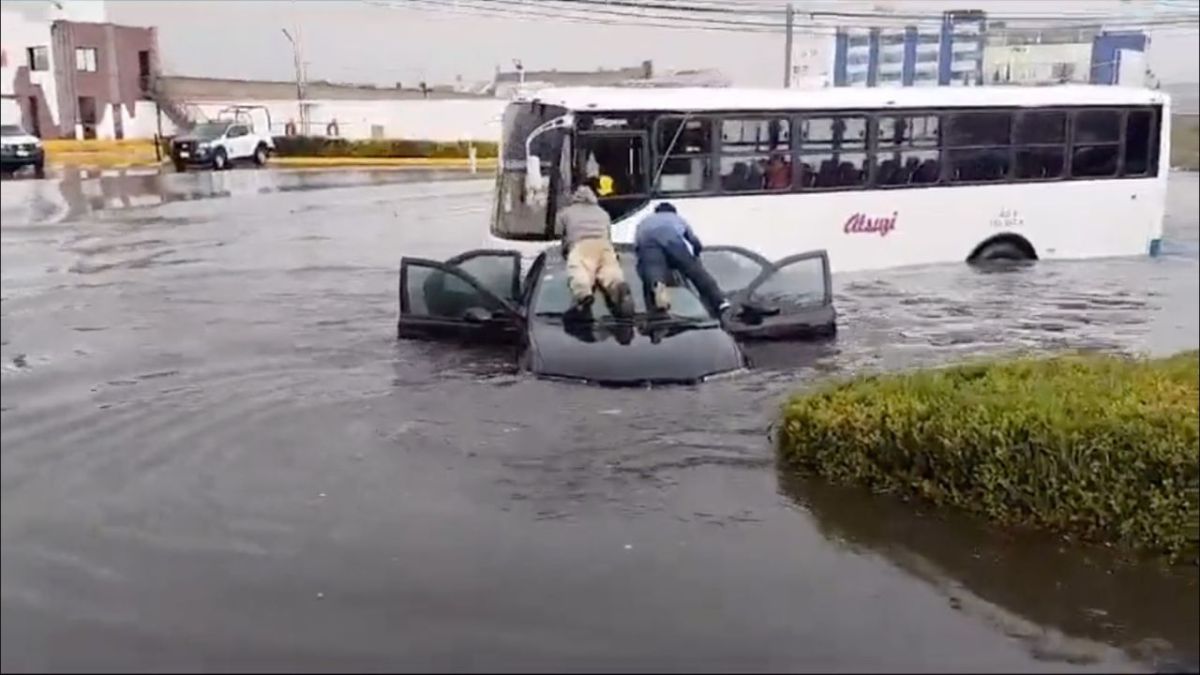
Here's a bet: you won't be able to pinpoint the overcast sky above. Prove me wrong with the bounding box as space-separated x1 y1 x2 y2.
91 0 1200 87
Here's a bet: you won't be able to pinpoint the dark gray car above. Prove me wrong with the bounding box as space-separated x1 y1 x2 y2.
397 244 836 386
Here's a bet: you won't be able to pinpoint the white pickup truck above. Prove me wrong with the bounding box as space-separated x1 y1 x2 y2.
170 109 275 172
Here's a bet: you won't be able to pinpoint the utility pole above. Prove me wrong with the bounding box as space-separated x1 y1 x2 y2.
783 3 795 88
281 27 306 135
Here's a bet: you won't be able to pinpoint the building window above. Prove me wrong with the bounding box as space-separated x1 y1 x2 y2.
26 46 49 71
75 47 98 73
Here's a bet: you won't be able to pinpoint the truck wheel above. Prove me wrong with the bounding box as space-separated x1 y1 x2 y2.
253 143 269 167
33 160 45 179
212 148 229 171
174 160 187 173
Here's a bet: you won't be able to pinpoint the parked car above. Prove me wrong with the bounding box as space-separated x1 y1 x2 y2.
397 244 836 386
0 124 45 177
170 120 274 172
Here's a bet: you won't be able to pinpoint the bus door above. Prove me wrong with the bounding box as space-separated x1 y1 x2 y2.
575 130 650 223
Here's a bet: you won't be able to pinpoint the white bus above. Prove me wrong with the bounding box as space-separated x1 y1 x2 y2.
488 85 1170 272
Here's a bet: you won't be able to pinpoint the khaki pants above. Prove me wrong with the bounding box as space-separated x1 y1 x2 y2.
566 238 624 302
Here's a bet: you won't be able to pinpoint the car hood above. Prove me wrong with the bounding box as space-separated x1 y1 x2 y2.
1 133 40 146
526 318 745 385
172 134 213 143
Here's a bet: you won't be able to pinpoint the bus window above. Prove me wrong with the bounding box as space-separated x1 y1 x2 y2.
655 116 713 194
1122 109 1154 176
944 111 1012 183
1013 110 1066 180
1071 109 1121 178
720 118 791 192
798 115 868 189
874 114 940 186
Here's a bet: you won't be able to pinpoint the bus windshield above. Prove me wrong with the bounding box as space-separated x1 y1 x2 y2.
492 101 569 240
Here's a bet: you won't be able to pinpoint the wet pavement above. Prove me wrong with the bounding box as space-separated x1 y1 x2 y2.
2 167 1198 672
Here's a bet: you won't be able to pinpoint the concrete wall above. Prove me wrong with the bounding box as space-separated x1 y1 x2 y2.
166 97 508 141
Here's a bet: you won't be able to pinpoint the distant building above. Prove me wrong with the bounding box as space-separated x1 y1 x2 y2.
2 2 158 139
834 10 987 87
490 61 654 98
984 25 1148 86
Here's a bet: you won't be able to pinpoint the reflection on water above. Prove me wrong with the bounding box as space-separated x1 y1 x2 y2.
780 474 1200 670
0 165 487 225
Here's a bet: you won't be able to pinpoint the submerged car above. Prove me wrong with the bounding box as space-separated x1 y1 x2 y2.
397 244 836 386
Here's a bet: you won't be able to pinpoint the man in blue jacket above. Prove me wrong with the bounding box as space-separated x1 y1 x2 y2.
634 203 729 315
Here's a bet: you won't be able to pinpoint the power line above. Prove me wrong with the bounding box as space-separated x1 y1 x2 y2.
368 0 823 33
373 0 1196 36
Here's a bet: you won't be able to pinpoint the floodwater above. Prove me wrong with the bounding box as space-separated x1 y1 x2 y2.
2 166 1198 672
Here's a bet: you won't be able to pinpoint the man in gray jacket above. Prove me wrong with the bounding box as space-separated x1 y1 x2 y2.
555 185 633 317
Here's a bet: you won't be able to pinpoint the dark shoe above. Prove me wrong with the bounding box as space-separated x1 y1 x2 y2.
564 294 594 322
611 282 635 318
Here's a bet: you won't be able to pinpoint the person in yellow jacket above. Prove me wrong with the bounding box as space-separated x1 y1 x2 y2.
594 173 615 197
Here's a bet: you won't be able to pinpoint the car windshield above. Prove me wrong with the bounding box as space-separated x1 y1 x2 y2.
532 252 713 321
1 125 27 136
190 122 230 140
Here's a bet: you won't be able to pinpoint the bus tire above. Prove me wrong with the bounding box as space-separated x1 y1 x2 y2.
969 237 1036 264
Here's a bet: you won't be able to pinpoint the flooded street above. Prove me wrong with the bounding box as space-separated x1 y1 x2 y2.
2 167 1198 672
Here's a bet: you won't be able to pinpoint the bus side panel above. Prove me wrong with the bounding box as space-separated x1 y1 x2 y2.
606 180 1163 275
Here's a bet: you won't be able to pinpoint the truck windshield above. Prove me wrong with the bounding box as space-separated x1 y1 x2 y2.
1 125 27 136
190 123 230 140
491 101 569 241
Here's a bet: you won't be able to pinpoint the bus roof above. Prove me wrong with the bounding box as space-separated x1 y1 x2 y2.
519 85 1169 112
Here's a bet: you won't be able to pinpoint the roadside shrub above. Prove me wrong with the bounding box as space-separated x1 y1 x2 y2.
270 136 499 159
778 351 1200 561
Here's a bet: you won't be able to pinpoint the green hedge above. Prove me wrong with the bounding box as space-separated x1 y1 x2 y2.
778 351 1200 561
270 136 499 159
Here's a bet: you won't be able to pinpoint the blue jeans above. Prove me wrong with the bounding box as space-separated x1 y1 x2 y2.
636 238 726 313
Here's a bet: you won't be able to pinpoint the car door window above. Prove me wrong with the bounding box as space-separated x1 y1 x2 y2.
698 246 772 295
721 250 835 340
445 250 521 303
401 258 514 320
746 252 830 309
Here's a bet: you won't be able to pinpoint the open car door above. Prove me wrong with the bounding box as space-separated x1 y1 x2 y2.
397 250 523 342
699 246 836 341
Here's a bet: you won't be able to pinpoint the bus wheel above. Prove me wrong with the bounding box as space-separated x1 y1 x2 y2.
969 237 1036 264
